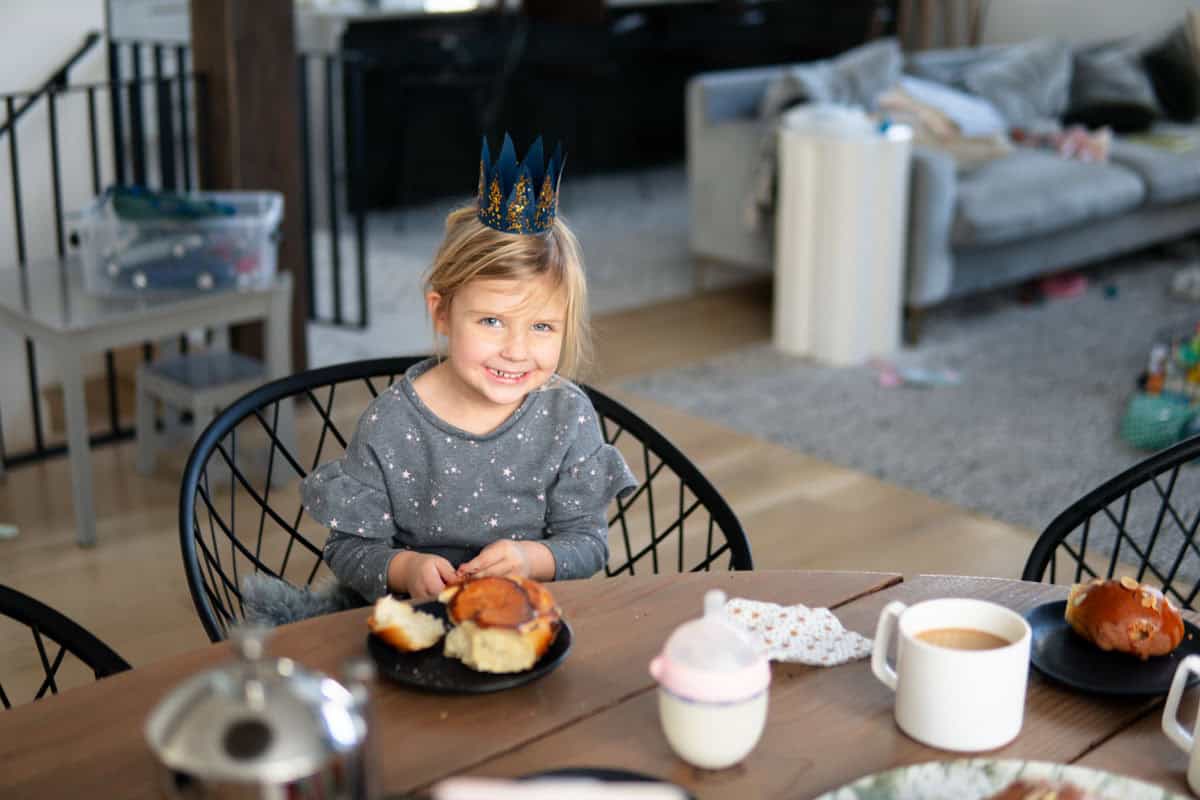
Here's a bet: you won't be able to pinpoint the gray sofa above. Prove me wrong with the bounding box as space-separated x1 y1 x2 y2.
687 42 1200 332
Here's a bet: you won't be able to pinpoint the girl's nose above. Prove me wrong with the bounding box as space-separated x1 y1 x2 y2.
501 329 529 360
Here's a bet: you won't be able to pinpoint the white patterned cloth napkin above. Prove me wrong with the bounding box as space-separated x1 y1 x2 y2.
725 597 873 666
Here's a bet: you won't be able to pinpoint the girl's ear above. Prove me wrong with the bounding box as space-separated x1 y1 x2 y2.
426 291 449 336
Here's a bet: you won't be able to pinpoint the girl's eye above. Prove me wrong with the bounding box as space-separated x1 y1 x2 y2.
532 322 555 333
480 317 503 328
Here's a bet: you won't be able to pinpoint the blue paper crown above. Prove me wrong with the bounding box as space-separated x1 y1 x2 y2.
477 133 565 235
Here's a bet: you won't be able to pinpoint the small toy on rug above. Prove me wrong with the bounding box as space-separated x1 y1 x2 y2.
874 360 961 389
1171 265 1200 302
1040 271 1088 300
1122 324 1200 449
0 524 17 540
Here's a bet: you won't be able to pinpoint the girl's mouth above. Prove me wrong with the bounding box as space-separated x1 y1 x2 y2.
487 367 528 382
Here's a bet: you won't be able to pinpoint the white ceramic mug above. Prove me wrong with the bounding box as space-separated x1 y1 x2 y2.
871 597 1032 752
1162 655 1200 794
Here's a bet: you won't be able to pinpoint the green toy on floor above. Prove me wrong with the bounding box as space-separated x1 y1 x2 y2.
1123 323 1200 449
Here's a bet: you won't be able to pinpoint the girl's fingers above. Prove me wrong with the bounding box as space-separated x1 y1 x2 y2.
459 550 503 576
434 558 459 582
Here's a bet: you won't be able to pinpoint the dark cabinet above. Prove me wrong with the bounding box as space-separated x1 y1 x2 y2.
342 1 886 209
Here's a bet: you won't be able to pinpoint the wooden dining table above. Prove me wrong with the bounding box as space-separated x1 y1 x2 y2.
3 569 1198 799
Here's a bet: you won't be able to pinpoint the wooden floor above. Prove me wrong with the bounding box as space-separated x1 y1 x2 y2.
0 276 1038 695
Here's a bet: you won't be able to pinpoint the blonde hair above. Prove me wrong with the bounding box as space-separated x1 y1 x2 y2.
423 204 591 379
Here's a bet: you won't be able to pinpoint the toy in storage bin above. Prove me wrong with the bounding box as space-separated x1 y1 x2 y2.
70 186 283 296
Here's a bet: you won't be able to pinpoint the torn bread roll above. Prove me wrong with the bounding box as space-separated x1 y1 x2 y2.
367 595 446 651
438 576 562 673
1064 576 1184 660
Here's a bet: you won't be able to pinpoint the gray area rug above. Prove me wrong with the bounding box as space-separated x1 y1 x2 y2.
622 254 1200 582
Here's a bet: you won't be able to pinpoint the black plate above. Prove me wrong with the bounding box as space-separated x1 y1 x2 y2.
521 768 695 799
1027 600 1200 696
366 600 571 694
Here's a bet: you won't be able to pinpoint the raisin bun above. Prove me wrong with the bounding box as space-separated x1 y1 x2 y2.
438 576 562 674
367 595 446 651
1064 576 1184 660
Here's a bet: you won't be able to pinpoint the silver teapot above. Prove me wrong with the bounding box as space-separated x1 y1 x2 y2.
145 626 375 799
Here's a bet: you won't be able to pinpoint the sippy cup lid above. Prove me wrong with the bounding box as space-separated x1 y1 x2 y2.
649 589 770 703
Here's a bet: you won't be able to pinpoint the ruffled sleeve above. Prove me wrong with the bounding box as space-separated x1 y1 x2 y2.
300 416 396 540
543 402 638 579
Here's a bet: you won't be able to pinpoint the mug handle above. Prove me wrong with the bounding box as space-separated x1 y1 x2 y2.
1163 654 1200 754
871 600 907 691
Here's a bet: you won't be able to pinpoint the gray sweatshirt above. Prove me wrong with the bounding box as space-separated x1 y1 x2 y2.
300 357 638 600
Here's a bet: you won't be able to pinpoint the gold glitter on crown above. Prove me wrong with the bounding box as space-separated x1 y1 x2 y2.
477 133 565 235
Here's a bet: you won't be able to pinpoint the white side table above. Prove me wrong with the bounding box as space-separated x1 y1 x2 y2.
773 108 913 366
0 261 293 546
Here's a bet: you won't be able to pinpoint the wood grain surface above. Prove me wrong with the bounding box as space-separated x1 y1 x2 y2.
0 570 897 799
458 575 1165 799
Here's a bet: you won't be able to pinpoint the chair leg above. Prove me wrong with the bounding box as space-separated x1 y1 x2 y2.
135 379 157 475
903 305 925 346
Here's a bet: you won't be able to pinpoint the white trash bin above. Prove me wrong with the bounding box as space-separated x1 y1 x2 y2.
772 105 912 366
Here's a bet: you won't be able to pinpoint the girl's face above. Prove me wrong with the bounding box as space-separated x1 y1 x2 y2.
428 275 567 414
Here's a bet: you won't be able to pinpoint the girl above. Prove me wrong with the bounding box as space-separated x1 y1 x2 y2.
300 135 638 603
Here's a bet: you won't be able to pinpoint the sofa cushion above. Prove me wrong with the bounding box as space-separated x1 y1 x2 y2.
952 149 1145 246
963 39 1073 127
1109 134 1200 204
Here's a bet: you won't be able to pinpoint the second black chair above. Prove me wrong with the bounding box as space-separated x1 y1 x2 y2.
179 357 752 642
1023 435 1200 610
0 584 131 710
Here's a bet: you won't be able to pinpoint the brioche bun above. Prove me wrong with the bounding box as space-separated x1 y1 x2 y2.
1064 577 1184 660
367 595 446 652
438 576 562 673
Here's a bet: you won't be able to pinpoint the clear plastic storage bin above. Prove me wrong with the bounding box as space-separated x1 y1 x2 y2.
71 189 283 297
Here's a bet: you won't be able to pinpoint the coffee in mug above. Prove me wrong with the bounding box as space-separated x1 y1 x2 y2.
915 627 1012 651
871 598 1032 752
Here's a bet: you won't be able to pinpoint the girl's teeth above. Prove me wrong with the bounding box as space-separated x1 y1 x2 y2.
491 368 523 379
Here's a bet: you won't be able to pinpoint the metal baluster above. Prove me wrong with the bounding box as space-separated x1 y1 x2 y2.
107 41 127 185
7 96 45 456
86 87 101 194
324 55 343 325
177 46 192 191
90 85 123 438
128 42 147 185
298 55 316 323
154 44 177 191
348 58 369 329
47 90 66 267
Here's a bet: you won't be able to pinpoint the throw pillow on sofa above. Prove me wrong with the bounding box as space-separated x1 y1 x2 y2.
963 38 1073 128
1142 22 1200 122
1064 43 1160 133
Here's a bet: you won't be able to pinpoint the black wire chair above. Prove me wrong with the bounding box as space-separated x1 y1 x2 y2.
1022 435 1200 610
0 584 131 709
180 356 752 642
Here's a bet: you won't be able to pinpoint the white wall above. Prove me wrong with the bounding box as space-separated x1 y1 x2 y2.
982 0 1199 45
0 1 110 453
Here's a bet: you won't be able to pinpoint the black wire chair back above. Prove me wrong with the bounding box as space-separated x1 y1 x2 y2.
0 584 131 709
180 357 751 642
1022 435 1200 610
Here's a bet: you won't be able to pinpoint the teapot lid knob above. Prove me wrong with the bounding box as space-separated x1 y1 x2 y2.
229 624 270 662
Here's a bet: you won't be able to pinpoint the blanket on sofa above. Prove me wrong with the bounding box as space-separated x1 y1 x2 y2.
744 38 903 232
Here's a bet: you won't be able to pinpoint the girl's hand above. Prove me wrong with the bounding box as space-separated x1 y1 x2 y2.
457 540 554 581
389 551 460 601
